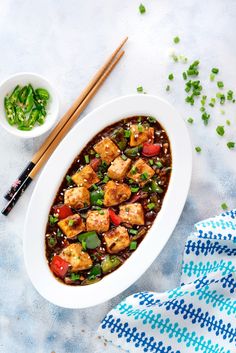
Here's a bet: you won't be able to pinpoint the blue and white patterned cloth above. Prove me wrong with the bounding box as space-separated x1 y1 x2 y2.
98 210 236 353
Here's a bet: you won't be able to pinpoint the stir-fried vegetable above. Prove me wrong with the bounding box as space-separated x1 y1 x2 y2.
78 231 101 249
109 209 122 226
101 255 121 274
124 146 141 157
90 189 104 206
50 256 69 278
53 204 73 220
111 127 127 151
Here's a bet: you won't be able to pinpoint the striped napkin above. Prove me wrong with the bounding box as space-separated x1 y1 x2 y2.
97 209 236 353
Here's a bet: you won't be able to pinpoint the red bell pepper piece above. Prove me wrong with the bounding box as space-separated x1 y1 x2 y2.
142 143 161 157
53 204 73 220
50 255 70 278
109 209 122 226
90 157 101 171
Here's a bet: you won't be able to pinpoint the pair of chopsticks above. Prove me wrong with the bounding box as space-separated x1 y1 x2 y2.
2 37 128 216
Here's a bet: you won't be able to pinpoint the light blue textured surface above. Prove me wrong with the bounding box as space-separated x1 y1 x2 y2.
0 1 236 352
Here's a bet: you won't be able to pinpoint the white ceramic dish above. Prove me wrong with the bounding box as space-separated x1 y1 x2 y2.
0 72 59 138
24 94 192 308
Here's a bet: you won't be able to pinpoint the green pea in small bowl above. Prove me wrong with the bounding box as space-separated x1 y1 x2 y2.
0 72 59 138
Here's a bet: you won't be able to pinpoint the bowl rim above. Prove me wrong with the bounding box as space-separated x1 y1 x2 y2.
23 94 192 308
0 71 59 139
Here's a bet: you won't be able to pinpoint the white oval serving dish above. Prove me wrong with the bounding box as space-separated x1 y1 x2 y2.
24 94 192 308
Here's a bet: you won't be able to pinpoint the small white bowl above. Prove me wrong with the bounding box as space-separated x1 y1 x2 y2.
0 72 59 138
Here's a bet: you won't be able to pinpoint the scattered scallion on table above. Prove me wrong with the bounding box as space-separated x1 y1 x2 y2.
216 125 225 136
195 146 201 153
227 142 235 149
139 3 146 14
221 203 228 210
173 36 180 44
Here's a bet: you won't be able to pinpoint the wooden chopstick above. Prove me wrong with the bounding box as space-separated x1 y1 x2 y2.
2 49 125 216
4 37 128 201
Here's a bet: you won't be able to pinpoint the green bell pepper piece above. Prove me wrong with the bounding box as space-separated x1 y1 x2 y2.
124 146 141 158
88 264 102 279
111 128 127 151
151 180 163 193
90 189 104 206
78 231 101 249
101 255 121 274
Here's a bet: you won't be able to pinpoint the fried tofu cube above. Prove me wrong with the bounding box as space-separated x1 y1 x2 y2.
86 209 110 233
127 158 155 186
104 180 131 207
58 214 85 239
72 165 100 189
130 124 154 147
119 203 144 225
64 187 90 209
60 243 92 272
104 226 130 254
108 156 132 181
94 137 120 164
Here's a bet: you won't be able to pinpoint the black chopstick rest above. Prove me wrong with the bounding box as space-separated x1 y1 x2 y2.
4 161 35 201
1 176 33 216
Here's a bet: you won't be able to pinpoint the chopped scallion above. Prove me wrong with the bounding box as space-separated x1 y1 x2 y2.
137 86 143 92
187 117 194 124
130 241 137 250
139 3 146 14
195 146 201 153
227 141 235 149
216 125 225 136
221 203 228 210
173 36 180 44
84 155 90 164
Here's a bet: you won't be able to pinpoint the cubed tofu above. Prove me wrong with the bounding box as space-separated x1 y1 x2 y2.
104 226 130 254
94 137 120 164
119 203 145 225
72 165 100 189
103 180 131 207
130 124 154 147
86 209 110 233
64 187 90 209
58 214 85 239
108 156 132 181
127 158 155 186
60 243 92 272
